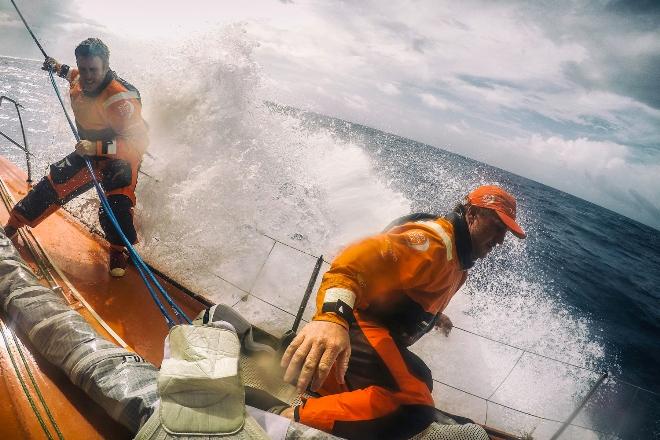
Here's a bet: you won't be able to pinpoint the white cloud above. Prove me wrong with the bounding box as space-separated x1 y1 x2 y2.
343 94 368 111
0 11 19 26
445 119 469 134
491 134 660 229
377 82 400 96
419 93 452 110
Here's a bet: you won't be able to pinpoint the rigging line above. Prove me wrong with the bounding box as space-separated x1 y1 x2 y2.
248 240 276 293
19 228 59 290
550 371 609 440
260 232 320 260
1 95 33 183
608 377 660 397
434 373 609 433
138 169 159 182
433 377 565 423
259 232 332 266
0 317 54 440
485 398 610 436
132 251 176 327
90 163 180 324
9 0 48 58
453 325 659 396
0 129 34 155
30 230 131 348
121 232 191 323
487 350 525 401
0 95 24 108
454 325 605 375
9 326 65 440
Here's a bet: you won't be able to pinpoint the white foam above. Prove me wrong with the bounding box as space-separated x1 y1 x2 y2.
133 26 410 279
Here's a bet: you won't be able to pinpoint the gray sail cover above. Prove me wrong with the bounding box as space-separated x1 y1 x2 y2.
0 227 159 432
0 228 338 439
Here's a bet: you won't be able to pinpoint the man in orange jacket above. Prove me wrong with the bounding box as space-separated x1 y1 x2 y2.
280 185 526 439
2 38 149 277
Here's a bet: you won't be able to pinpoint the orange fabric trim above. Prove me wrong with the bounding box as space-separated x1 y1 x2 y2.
68 68 79 84
298 385 402 433
314 219 464 322
69 74 148 159
297 313 433 433
44 155 139 206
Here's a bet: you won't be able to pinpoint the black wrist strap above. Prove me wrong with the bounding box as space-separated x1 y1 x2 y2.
59 64 70 79
321 299 355 323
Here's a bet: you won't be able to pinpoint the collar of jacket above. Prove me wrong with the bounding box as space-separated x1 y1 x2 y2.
82 70 115 97
445 210 474 270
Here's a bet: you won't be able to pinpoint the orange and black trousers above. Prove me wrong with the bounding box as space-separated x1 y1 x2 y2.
6 150 141 247
296 310 438 440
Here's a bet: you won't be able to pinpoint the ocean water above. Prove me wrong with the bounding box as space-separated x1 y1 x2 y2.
1 36 658 440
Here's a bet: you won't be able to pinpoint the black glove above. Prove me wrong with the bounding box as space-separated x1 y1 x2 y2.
41 57 69 78
41 56 59 72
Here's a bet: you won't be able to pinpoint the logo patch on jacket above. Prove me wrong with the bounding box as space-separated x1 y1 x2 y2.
116 100 134 118
405 229 429 252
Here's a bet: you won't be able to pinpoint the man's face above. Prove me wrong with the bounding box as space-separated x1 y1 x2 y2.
76 55 108 93
467 208 509 260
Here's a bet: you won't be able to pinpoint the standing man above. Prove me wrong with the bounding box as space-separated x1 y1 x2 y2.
280 185 526 439
3 38 148 277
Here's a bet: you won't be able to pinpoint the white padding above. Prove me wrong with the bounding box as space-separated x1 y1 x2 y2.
418 221 453 261
103 91 139 108
158 325 246 435
324 287 356 309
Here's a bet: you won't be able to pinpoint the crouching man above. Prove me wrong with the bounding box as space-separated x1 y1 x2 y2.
280 185 526 439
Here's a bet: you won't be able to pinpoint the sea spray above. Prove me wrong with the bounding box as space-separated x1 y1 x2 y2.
5 26 654 432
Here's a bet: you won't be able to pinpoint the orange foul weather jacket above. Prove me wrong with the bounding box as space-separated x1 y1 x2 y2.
8 66 148 246
296 215 472 439
66 67 149 176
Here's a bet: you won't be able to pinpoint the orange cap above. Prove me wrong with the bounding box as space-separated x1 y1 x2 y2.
467 185 526 239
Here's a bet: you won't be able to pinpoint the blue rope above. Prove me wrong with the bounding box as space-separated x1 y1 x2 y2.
47 70 191 326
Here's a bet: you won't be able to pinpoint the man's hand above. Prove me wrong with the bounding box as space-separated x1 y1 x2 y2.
75 140 96 156
435 313 453 337
281 320 350 394
41 57 61 73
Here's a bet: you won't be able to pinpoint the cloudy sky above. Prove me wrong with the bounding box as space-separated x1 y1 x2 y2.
1 0 659 229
